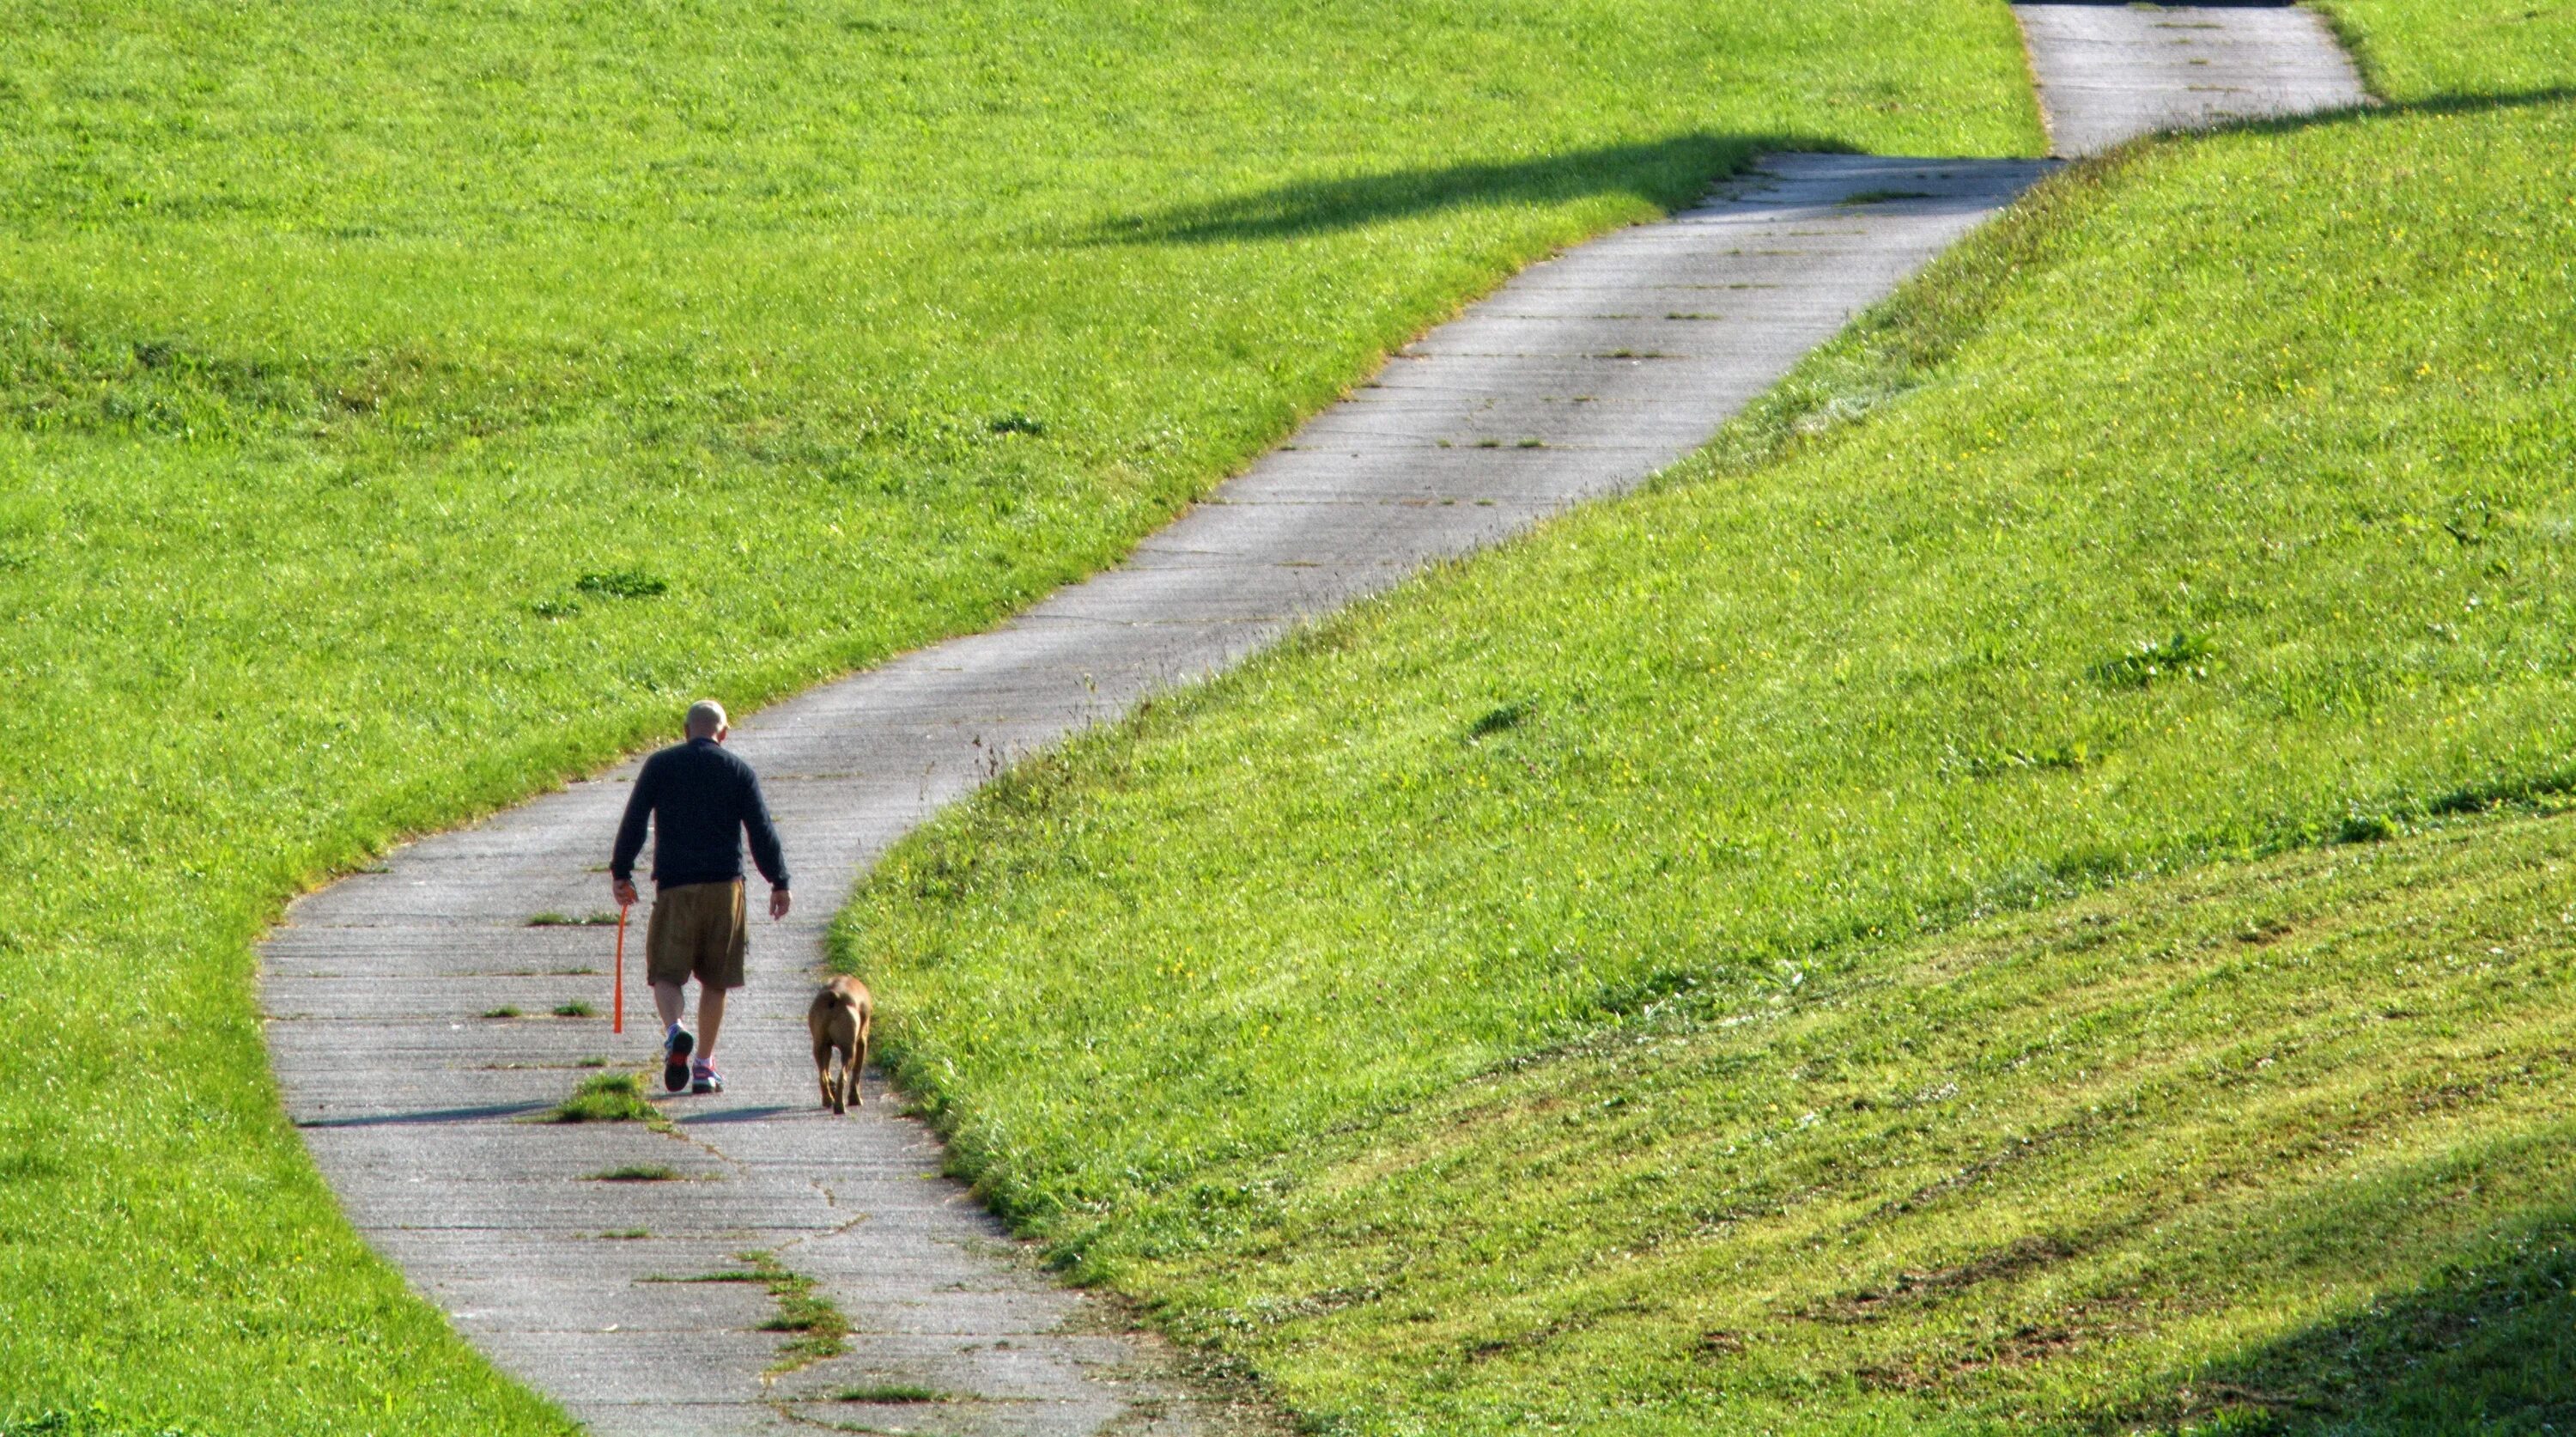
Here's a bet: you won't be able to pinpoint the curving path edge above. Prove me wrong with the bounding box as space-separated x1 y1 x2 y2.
260 11 2365 1435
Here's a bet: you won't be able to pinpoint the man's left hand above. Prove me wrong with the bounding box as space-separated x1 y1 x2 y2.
770 886 793 921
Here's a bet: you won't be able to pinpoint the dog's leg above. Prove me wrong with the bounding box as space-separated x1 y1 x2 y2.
849 1011 870 1110
813 1033 837 1111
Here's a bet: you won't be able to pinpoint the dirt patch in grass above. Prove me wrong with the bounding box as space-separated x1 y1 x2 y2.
1803 1234 2085 1325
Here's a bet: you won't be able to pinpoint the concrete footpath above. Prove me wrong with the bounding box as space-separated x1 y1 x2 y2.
260 10 2363 1434
2017 2 2366 158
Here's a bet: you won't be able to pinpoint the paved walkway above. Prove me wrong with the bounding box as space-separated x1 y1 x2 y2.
262 10 2362 1434
2016 2 2367 157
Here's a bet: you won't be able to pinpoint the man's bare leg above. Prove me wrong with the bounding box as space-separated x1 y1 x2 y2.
651 981 686 1034
696 985 726 1066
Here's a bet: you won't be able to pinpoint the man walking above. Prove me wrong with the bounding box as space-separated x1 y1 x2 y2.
611 699 792 1094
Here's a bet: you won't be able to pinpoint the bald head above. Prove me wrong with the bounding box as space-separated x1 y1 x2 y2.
684 699 728 740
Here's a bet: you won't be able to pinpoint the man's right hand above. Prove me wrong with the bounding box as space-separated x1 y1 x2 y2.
611 877 639 909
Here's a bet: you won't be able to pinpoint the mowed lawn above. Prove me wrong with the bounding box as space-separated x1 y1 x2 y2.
1157 813 2576 1434
841 3 2576 1430
0 1 2042 1430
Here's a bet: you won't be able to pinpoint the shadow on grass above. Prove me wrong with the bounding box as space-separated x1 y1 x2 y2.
1103 87 2576 249
2133 1130 2576 1432
2343 84 2576 120
2196 1236 2576 1432
1084 131 1850 246
2142 82 2576 148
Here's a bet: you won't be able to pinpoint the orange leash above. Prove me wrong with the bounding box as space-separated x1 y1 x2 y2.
612 901 630 1034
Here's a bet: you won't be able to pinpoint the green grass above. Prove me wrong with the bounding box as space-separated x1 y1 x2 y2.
740 1251 851 1374
1139 812 2576 1434
837 9 2576 1431
586 1165 683 1184
547 1073 658 1124
2318 0 2576 100
0 0 2038 1428
832 1384 950 1404
632 1249 848 1371
2 1414 203 1437
524 912 618 928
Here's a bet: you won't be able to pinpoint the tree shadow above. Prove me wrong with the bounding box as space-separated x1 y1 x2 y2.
2125 81 2576 146
2125 1130 2576 1432
2187 1227 2576 1431
1082 131 1852 247
2315 84 2576 122
1076 76 2576 249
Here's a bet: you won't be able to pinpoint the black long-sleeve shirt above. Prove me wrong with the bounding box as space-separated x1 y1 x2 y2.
610 737 791 891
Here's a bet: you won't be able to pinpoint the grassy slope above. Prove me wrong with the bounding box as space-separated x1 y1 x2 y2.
0 2 2041 1430
842 3 2576 1430
2318 0 2576 98
1177 812 2576 1434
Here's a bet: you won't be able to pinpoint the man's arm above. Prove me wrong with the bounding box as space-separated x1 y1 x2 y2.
609 758 658 904
739 765 791 918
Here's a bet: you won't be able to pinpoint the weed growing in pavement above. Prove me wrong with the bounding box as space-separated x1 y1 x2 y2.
635 1252 852 1372
1837 187 1935 204
832 1384 948 1404
553 1075 649 1123
586 1166 684 1183
743 1252 850 1373
550 1075 671 1132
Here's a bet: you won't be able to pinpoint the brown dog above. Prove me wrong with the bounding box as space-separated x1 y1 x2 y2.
806 976 872 1114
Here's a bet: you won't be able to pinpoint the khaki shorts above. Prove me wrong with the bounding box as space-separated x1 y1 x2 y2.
646 880 747 989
